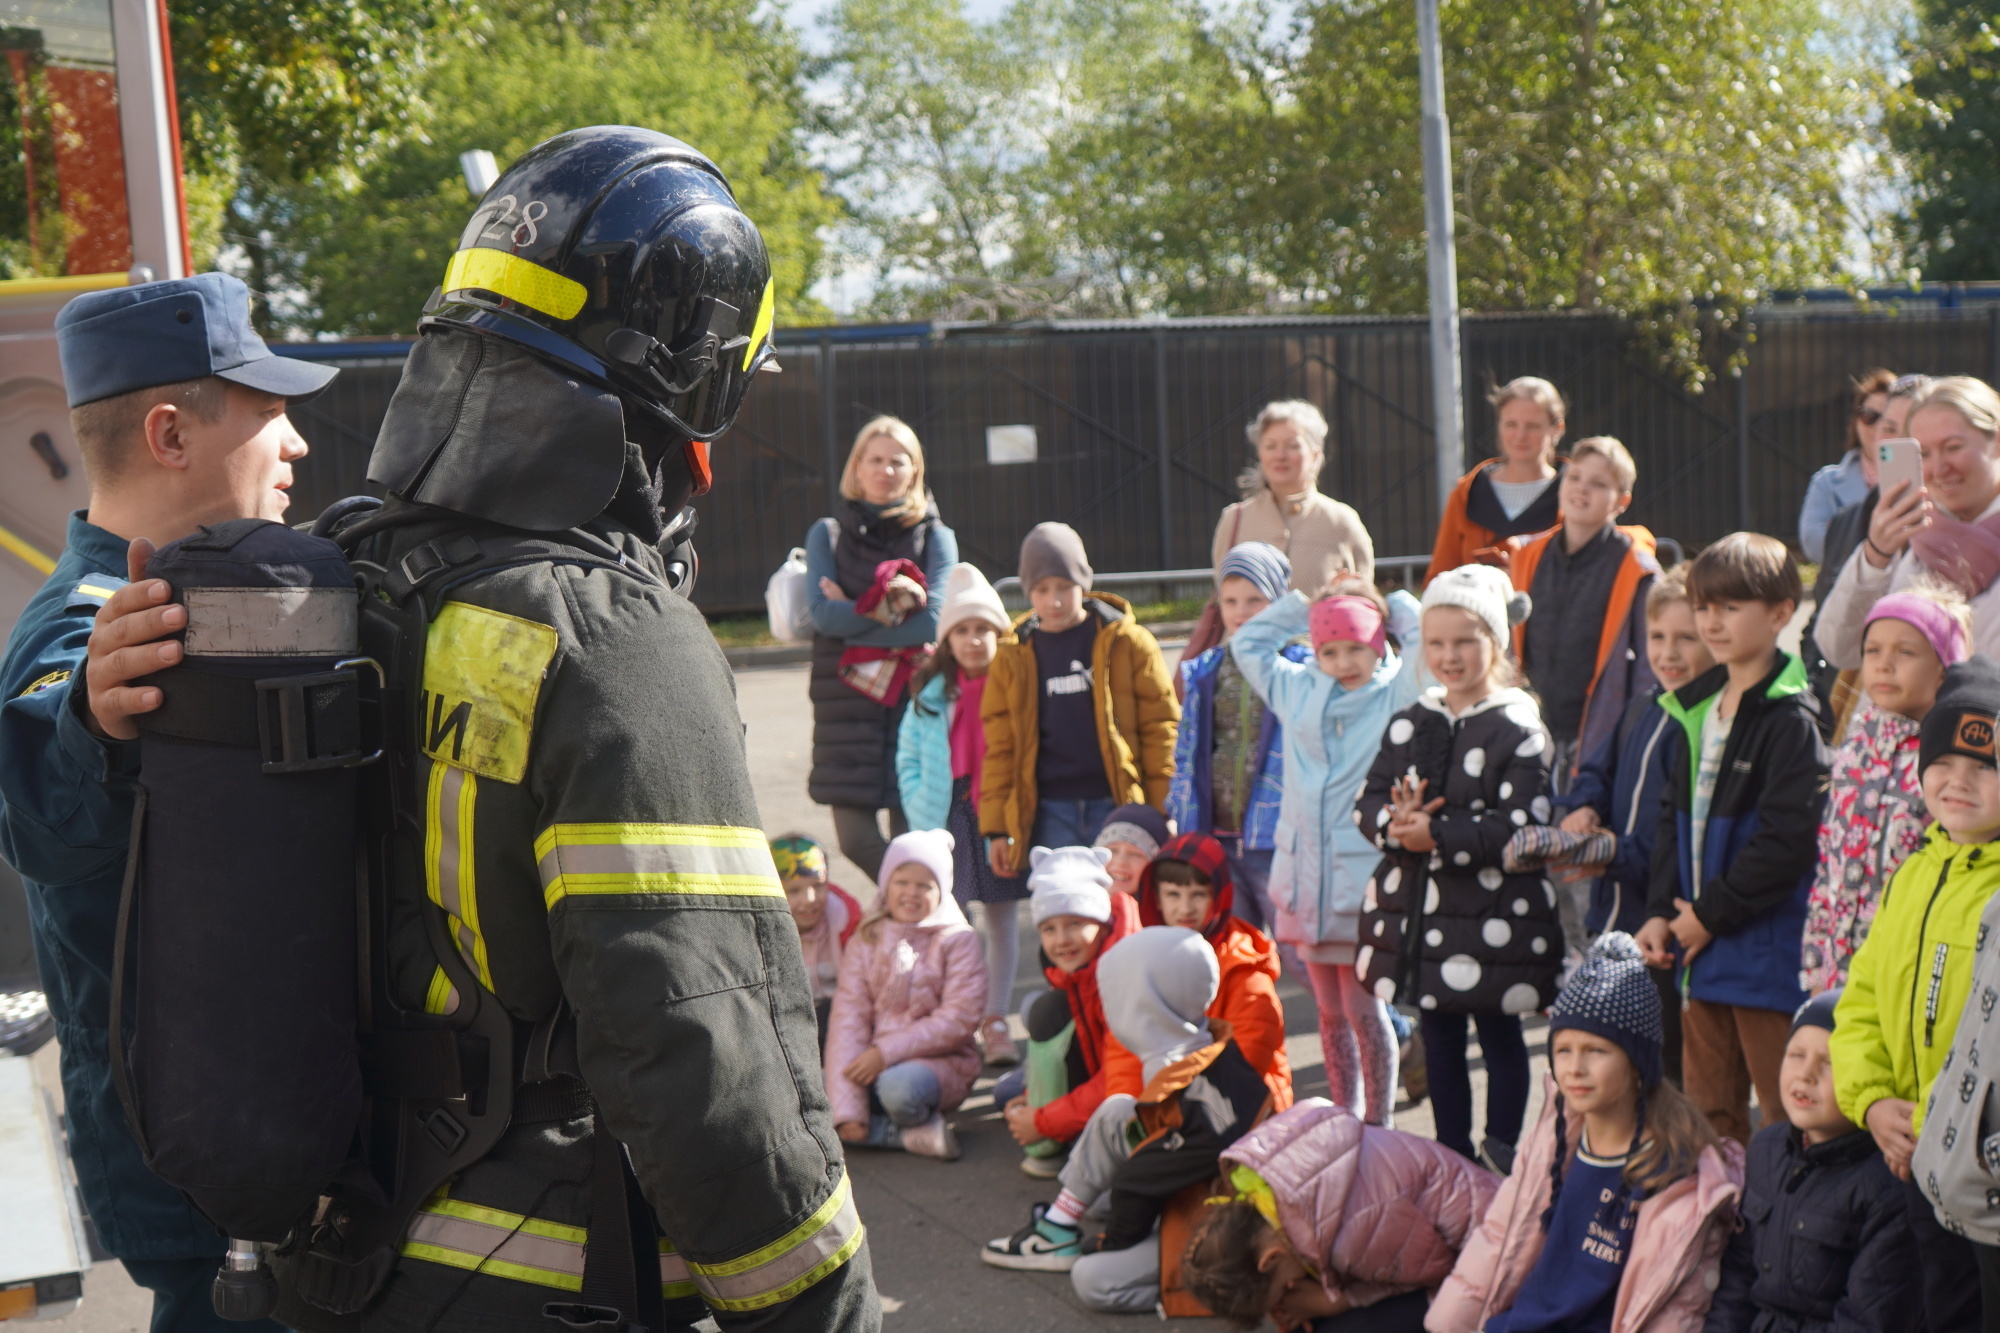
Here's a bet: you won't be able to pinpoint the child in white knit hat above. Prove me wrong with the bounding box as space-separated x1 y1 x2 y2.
896 562 1027 1065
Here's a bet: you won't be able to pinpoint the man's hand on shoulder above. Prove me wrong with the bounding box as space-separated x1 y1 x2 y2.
84 538 181 740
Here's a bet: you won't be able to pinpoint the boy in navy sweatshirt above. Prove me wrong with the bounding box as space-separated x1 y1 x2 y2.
1636 534 1830 1147
1558 567 1712 1086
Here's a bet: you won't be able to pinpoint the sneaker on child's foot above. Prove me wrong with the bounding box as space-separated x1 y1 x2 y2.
1019 1151 1064 1179
980 1016 1021 1067
982 1204 1081 1271
899 1114 961 1160
1478 1138 1516 1178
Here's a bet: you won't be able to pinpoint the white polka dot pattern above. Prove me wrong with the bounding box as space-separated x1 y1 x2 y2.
1389 718 1414 745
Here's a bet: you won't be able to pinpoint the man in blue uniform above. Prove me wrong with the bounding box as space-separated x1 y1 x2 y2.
0 272 334 1331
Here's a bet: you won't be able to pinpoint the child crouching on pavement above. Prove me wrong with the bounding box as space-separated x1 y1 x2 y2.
1831 656 2000 1333
823 829 986 1159
773 834 861 1051
1180 1099 1498 1332
1429 934 1744 1333
1113 833 1294 1111
1703 989 1919 1333
983 926 1276 1315
994 846 1144 1176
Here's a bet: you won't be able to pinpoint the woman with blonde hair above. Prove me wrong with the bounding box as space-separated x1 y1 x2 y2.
805 415 960 883
1210 399 1375 594
1425 377 1568 585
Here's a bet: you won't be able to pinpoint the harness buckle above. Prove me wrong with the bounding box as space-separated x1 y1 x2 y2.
253 658 387 774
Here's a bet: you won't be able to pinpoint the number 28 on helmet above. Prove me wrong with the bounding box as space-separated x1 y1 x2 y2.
419 125 777 494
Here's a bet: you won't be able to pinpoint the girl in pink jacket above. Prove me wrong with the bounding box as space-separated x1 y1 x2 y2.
1183 1099 1496 1330
1428 935 1743 1333
824 828 988 1160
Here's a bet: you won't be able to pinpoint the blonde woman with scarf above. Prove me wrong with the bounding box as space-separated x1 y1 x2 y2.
1819 377 2000 665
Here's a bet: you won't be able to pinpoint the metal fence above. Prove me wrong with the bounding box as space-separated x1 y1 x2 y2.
278 303 2000 612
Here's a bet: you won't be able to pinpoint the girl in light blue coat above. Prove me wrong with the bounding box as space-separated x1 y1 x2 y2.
1233 576 1422 1124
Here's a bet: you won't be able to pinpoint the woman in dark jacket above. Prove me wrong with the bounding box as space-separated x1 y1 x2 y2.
805 416 959 883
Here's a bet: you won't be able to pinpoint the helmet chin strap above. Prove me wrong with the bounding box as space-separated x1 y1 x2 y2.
604 405 699 544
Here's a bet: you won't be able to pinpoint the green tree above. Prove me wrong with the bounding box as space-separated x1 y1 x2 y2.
259 2 834 334
1893 0 2000 280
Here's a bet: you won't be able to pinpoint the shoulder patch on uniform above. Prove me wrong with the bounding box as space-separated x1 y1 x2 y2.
18 668 70 697
65 576 125 610
421 602 559 784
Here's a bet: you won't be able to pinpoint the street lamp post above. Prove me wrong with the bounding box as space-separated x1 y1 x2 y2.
1416 0 1464 518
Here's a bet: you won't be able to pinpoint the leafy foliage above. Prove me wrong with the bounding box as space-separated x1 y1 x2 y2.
251 2 834 334
1893 0 2000 280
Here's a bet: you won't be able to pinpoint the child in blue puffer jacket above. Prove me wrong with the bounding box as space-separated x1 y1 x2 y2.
1167 542 1305 950
1234 572 1422 1125
1556 568 1711 1085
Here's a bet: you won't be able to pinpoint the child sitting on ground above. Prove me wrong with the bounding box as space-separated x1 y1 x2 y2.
982 926 1276 1316
1429 934 1745 1333
981 522 1179 872
1095 803 1172 897
1556 567 1713 1084
1703 988 1919 1333
1636 534 1830 1149
1799 585 1968 993
773 834 861 1050
1109 833 1293 1110
823 829 987 1160
993 846 1144 1177
1168 541 1304 938
1233 571 1424 1126
1832 657 2000 1333
1358 565 1559 1173
897 561 1028 1063
1181 1098 1498 1332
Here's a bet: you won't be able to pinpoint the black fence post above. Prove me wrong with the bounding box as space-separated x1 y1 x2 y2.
1990 306 1999 388
820 332 840 514
1736 339 1752 533
1154 328 1173 568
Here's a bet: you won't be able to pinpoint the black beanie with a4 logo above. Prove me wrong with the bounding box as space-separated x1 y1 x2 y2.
1920 656 2000 776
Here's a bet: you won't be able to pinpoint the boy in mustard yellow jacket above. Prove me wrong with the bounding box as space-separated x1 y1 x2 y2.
1832 656 2000 1333
980 523 1178 876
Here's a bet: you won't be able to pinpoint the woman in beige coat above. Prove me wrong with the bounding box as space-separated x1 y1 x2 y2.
1211 400 1374 593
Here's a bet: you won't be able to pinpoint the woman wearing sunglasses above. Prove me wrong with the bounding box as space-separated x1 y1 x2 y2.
1800 367 1899 565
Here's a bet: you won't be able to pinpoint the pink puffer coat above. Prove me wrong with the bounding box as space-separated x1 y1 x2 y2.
822 893 987 1127
1223 1099 1497 1311
1427 1076 1744 1333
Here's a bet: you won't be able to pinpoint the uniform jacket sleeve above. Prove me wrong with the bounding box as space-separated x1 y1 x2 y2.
872 927 986 1068
823 934 879 1127
0 598 141 889
524 570 862 1311
1691 705 1828 940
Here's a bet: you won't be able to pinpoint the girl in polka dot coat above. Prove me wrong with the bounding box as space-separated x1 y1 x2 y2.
1356 563 1561 1165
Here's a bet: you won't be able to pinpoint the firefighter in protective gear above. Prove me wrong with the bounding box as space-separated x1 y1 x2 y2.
296 128 877 1330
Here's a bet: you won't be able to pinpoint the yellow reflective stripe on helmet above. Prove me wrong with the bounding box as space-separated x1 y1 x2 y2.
743 278 775 371
534 823 785 908
402 1196 697 1297
443 247 588 321
426 763 493 989
686 1174 864 1311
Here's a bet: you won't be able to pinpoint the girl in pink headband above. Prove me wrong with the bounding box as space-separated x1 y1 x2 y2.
1309 590 1391 690
1801 583 1972 992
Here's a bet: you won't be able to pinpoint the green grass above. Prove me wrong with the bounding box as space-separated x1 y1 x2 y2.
1125 595 1209 625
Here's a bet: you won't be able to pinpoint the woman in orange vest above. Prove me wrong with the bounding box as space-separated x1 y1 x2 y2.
1426 377 1568 584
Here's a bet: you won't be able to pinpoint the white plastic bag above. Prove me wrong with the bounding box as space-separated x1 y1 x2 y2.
766 547 813 643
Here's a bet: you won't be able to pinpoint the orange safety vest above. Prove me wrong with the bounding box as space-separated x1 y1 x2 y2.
1508 524 1658 760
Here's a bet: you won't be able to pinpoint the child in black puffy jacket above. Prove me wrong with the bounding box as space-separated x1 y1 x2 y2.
1703 990 1918 1333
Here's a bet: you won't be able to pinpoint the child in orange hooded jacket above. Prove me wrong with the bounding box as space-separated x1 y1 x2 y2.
1106 832 1294 1111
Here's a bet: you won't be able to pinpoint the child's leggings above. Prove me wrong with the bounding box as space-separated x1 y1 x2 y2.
973 899 1020 1017
1303 963 1397 1125
1420 1010 1530 1162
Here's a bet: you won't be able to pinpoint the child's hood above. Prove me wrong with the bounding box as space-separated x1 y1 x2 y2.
1413 683 1539 723
1098 925 1219 1078
1137 831 1236 934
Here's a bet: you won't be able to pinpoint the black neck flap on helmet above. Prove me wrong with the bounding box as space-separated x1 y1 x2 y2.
366 125 776 530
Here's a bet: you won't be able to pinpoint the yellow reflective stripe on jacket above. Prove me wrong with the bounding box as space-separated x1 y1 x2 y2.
423 965 460 1017
426 763 493 989
401 1196 696 1298
686 1174 864 1312
535 823 785 908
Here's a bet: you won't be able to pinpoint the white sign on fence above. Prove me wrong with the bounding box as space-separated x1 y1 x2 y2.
986 424 1037 465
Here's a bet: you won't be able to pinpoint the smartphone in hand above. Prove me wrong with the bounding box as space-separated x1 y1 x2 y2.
1877 437 1923 502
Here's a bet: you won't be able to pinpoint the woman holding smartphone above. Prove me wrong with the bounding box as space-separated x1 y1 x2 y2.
1818 376 2000 666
